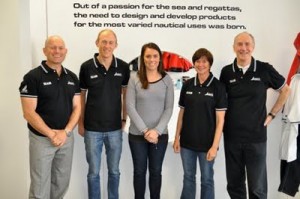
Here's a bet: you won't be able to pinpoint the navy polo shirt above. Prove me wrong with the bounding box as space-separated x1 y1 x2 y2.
19 61 81 136
179 73 227 152
220 57 285 143
79 53 130 132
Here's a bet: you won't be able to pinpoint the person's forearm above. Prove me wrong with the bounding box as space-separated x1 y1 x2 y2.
24 111 55 138
174 109 184 140
21 98 55 138
126 81 148 132
211 111 225 149
155 82 174 134
79 91 87 126
270 84 290 115
122 87 127 120
65 96 81 132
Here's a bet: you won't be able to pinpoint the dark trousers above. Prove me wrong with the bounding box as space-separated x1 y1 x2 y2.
224 141 267 199
129 135 168 199
278 159 300 196
278 126 300 197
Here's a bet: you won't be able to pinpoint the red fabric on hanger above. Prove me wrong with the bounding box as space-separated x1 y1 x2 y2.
287 33 300 85
162 51 193 72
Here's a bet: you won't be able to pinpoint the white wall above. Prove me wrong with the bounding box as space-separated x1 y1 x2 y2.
0 0 31 198
1 0 300 198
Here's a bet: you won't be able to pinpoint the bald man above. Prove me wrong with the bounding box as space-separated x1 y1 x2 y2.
220 32 290 199
19 35 81 199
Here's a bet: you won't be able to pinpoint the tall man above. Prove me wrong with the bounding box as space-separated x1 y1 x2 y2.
220 32 290 199
78 29 130 199
19 35 81 199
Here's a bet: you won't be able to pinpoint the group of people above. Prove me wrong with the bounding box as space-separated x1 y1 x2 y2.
19 29 290 199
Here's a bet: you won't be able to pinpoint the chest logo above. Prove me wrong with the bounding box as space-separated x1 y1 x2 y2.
205 92 214 97
186 91 193 95
251 77 261 81
67 81 75 85
229 79 236 83
43 81 52 86
90 75 98 79
114 72 122 77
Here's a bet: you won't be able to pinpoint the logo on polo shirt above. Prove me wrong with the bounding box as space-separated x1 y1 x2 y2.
67 81 75 85
21 85 28 93
43 81 52 86
114 72 122 77
186 91 193 95
229 79 236 83
90 75 98 79
205 92 214 97
251 77 261 81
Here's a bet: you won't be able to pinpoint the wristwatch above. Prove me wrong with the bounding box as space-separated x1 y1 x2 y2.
64 129 72 137
268 112 276 119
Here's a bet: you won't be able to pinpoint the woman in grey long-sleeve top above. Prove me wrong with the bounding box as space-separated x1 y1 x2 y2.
126 42 174 199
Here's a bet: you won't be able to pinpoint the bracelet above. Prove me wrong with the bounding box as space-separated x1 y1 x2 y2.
268 112 276 119
122 119 126 122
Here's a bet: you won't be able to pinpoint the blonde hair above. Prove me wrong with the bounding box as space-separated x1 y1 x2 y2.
96 29 118 44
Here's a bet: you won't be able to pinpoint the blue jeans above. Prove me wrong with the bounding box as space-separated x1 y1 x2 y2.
84 130 123 199
129 137 168 199
180 147 215 199
224 141 267 199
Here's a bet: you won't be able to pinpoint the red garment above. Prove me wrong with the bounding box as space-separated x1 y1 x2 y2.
162 51 193 72
287 33 300 85
129 51 193 72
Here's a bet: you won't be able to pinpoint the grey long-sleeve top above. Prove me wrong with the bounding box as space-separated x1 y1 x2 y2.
126 73 174 135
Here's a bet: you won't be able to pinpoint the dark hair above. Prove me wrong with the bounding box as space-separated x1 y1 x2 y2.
192 48 213 66
138 42 166 89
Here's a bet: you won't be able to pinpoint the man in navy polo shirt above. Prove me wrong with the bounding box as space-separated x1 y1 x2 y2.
19 35 81 198
220 32 290 199
78 29 130 199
